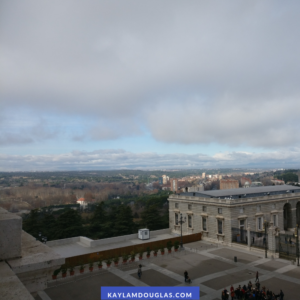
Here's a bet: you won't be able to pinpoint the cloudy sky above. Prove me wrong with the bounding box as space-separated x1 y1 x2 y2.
1 1 300 171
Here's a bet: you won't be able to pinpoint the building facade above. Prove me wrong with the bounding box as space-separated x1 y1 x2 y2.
168 185 300 244
170 178 178 192
162 175 169 185
188 185 204 192
220 179 239 190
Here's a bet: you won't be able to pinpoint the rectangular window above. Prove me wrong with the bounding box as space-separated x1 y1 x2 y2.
272 203 276 210
273 214 277 226
203 206 207 212
218 208 222 214
240 219 245 228
175 203 179 209
258 217 262 230
188 215 192 228
239 207 244 214
257 205 261 212
218 220 223 234
175 213 178 225
188 204 192 210
202 217 207 231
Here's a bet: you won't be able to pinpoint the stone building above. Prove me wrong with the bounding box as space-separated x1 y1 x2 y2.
188 184 204 193
168 185 300 244
220 179 239 190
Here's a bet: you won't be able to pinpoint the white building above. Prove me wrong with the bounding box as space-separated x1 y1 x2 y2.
76 197 88 209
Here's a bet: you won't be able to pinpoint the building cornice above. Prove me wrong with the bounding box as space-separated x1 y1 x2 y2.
168 194 300 207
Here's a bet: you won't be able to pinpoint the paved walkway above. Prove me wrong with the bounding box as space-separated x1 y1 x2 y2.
40 241 300 300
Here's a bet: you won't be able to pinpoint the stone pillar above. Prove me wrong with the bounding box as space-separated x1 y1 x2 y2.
0 208 22 260
247 226 251 250
291 207 297 229
268 221 276 255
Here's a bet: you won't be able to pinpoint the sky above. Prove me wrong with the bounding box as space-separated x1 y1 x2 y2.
1 1 300 171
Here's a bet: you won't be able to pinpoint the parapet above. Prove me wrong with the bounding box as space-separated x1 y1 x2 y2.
0 208 64 294
0 207 22 260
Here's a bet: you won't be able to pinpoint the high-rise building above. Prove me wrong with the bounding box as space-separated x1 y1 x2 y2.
170 178 178 192
202 172 206 179
162 175 168 184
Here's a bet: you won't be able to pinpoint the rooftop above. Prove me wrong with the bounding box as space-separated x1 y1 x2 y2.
178 184 300 200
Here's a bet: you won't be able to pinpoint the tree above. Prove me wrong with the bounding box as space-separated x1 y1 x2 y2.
107 204 135 237
275 172 298 183
115 205 136 235
53 209 83 239
40 211 57 240
89 202 108 239
141 205 163 231
23 209 40 238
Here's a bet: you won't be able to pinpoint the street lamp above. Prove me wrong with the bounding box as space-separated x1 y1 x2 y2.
294 224 299 266
263 221 269 258
179 213 186 249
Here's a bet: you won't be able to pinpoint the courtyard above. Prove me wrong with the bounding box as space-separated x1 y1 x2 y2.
36 241 300 300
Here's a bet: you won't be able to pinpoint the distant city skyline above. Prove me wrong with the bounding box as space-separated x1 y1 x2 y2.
1 1 300 171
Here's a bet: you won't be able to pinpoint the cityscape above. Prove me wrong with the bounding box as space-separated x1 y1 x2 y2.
1 1 300 300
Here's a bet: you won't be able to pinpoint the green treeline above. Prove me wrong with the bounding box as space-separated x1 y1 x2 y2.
274 172 298 183
22 193 169 241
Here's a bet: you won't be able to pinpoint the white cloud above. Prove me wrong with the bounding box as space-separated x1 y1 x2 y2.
1 1 300 147
1 149 300 171
0 115 59 146
147 95 300 148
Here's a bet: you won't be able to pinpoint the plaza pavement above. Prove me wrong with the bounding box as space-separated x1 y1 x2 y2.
35 241 300 300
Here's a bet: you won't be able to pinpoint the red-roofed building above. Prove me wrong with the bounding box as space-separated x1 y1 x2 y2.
76 198 87 208
77 197 96 208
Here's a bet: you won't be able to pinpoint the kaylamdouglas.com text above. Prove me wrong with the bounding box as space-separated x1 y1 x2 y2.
107 293 193 299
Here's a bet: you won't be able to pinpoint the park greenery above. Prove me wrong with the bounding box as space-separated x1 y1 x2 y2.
22 192 169 241
274 171 298 183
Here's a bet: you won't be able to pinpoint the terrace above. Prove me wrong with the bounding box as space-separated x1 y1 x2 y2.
37 240 300 300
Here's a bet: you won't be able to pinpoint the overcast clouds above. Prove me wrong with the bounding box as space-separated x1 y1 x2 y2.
1 149 300 171
1 1 300 170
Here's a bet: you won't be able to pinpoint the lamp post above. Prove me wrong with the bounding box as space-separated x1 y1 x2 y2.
263 221 269 258
294 224 299 266
179 213 186 249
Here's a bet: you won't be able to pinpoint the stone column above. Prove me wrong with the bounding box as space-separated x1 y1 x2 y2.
247 226 251 250
268 221 276 256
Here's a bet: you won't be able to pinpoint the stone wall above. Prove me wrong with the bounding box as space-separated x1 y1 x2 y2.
0 208 65 294
0 261 34 300
0 207 22 260
46 229 171 249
